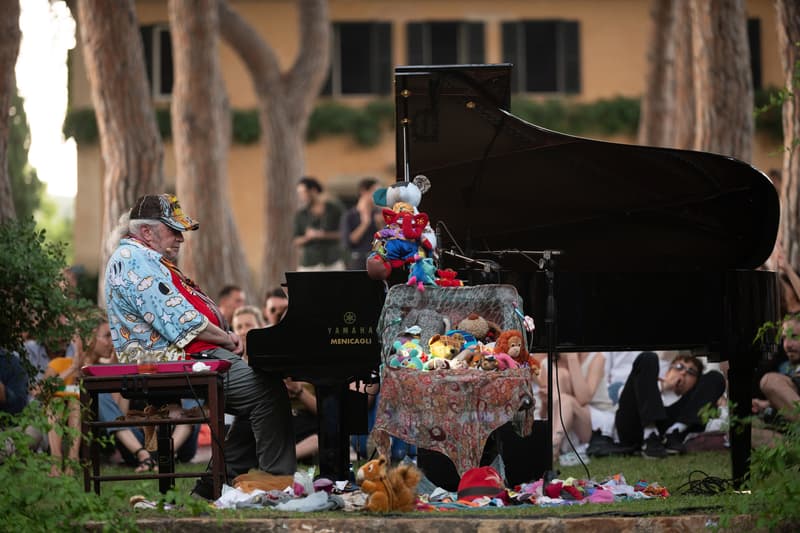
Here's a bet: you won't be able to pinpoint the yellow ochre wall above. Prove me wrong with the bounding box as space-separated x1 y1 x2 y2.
71 0 785 280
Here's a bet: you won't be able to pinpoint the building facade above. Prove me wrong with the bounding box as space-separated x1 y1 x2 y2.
68 0 784 278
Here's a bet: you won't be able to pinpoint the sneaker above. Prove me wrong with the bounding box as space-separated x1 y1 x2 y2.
586 430 634 457
664 431 687 455
559 450 590 467
641 433 668 459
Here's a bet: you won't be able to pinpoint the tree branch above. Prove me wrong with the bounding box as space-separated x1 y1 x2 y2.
217 0 281 96
284 0 331 125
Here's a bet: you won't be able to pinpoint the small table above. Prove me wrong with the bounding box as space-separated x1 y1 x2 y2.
80 369 227 499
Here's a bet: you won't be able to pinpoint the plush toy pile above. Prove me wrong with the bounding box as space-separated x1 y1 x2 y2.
366 176 465 291
387 311 540 374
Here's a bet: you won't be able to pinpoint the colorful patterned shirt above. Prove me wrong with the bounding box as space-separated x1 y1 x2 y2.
105 237 208 358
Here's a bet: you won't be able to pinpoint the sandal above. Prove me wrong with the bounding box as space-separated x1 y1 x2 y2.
134 447 158 473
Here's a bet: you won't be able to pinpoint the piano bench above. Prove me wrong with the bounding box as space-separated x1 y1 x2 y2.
79 371 227 499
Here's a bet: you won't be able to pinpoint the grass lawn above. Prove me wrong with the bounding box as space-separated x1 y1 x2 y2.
81 448 745 519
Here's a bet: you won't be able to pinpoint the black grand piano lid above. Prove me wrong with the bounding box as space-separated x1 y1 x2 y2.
395 64 780 272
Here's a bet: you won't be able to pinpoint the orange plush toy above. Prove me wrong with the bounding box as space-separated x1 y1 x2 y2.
356 455 421 512
494 329 540 374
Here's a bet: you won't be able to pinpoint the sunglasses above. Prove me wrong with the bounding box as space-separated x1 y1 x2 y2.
670 362 699 377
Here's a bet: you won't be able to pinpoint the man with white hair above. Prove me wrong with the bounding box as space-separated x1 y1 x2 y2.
104 194 295 498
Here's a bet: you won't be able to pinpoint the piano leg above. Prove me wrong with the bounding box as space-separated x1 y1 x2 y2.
315 382 351 482
723 269 778 490
728 360 752 489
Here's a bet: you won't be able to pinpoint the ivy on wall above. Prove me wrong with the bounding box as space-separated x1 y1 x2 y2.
62 92 783 148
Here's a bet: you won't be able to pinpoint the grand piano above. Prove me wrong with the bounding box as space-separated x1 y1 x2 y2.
249 63 779 487
395 64 780 486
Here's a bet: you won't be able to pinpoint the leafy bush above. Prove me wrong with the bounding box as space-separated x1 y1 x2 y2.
0 218 97 361
511 96 640 137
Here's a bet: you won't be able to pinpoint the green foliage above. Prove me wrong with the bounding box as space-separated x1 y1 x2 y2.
511 96 641 137
8 91 44 220
155 108 172 141
306 101 395 146
232 109 261 144
0 401 137 532
714 405 800 531
0 218 96 360
62 108 98 144
754 86 786 142
35 195 75 265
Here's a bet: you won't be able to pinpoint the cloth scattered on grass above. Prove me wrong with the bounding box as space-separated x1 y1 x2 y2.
129 470 668 512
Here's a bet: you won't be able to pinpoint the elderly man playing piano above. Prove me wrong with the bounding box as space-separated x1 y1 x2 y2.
104 193 296 499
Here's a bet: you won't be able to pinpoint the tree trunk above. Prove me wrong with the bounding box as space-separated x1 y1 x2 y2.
219 0 330 293
0 0 21 223
168 0 254 303
689 0 753 160
76 0 165 279
638 0 676 147
776 0 800 269
672 1 696 149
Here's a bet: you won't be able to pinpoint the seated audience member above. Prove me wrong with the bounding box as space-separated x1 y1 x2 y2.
540 352 605 465
263 287 289 326
756 314 800 423
615 352 725 458
217 284 247 328
284 378 319 461
232 305 266 363
584 352 636 458
605 351 638 404
39 331 102 476
0 351 29 417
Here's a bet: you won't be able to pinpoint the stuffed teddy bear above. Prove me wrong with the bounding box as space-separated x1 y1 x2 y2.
494 329 540 374
428 332 466 360
356 455 421 512
457 313 502 344
435 268 464 287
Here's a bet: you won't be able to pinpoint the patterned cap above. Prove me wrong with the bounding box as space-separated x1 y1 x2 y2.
130 194 199 232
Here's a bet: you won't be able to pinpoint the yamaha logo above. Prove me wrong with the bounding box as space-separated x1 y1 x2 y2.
343 312 357 325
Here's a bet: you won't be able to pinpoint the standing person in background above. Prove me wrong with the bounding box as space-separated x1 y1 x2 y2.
293 177 345 271
341 178 384 270
217 285 246 328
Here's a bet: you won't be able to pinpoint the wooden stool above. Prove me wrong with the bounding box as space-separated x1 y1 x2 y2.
80 370 226 499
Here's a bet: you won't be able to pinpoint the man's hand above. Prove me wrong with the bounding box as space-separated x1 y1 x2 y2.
227 331 243 355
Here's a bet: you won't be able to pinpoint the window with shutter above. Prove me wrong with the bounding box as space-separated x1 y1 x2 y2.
501 20 581 94
404 21 485 66
322 22 393 96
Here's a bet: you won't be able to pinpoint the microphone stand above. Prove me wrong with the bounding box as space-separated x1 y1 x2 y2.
440 249 499 274
480 248 561 474
542 250 557 474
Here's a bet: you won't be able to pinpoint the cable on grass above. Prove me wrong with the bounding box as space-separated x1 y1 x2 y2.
674 469 733 496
